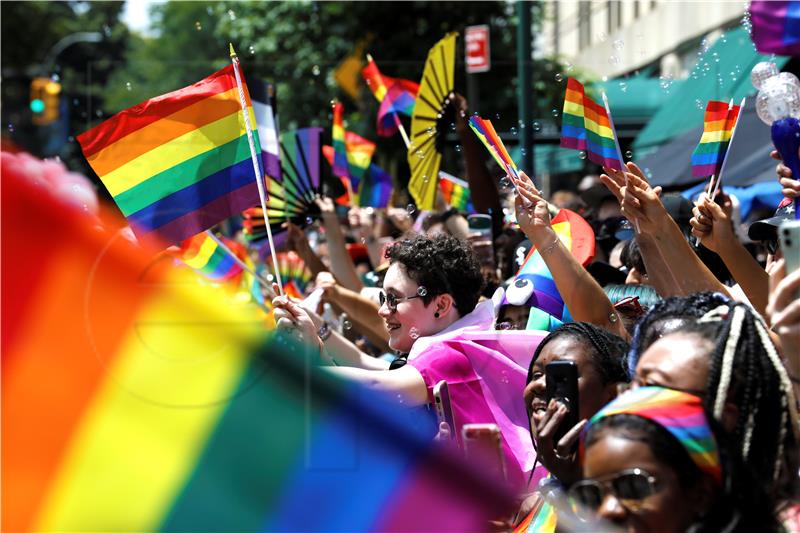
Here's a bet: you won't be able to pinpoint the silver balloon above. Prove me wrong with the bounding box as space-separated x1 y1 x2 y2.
756 76 800 125
751 61 779 90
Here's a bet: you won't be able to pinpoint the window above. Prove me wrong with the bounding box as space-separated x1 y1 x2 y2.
607 0 622 33
579 1 591 50
634 0 640 18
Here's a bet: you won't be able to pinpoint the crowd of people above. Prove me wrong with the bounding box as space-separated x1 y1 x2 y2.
263 92 800 532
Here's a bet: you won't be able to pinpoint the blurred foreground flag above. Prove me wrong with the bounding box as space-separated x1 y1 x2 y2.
77 65 262 246
2 155 511 532
749 1 800 56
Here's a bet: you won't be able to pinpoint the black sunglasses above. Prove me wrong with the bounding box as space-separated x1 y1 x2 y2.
379 286 428 312
568 468 659 520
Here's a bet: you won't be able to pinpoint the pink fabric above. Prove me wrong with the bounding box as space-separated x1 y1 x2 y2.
407 294 548 490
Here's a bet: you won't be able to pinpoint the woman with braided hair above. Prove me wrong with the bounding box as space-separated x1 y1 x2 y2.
633 302 800 528
513 322 630 531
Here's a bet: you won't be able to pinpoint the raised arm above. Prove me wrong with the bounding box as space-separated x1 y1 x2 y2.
285 222 327 278
690 191 769 313
513 171 627 338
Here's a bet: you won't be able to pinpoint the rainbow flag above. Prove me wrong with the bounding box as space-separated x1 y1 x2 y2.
691 100 741 178
512 208 595 322
750 1 800 56
438 171 474 212
362 58 420 137
358 162 393 208
468 115 519 178
173 232 245 283
331 101 350 177
560 78 624 171
3 155 513 532
512 502 557 533
77 65 262 246
344 130 377 189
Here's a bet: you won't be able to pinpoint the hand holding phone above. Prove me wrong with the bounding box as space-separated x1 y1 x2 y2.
462 423 507 484
433 380 457 444
545 361 580 447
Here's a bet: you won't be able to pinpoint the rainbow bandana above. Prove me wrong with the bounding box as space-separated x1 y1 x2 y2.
582 387 722 485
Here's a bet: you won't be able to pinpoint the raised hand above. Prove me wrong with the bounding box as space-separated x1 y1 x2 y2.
512 171 553 245
532 399 587 486
314 196 336 216
771 149 800 199
690 192 735 252
272 282 321 350
619 166 666 235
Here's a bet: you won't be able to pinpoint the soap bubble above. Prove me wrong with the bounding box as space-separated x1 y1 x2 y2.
406 204 416 215
608 55 620 66
311 64 321 76
750 61 778 89
343 319 352 330
619 81 628 92
532 121 542 132
555 73 564 82
551 108 559 117
417 287 428 297
613 39 624 50
510 126 518 136
579 151 587 160
125 82 132 91
249 46 256 55
195 21 202 31
455 144 462 152
625 150 633 160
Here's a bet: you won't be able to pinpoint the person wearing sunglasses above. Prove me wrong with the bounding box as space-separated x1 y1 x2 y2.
576 386 778 532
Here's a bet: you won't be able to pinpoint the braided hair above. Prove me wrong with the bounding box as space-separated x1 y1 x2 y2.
699 303 800 499
627 291 731 377
526 322 630 389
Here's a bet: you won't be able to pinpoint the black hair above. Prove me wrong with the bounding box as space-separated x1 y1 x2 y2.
620 239 646 275
584 413 781 532
526 322 631 388
627 291 731 376
384 234 484 317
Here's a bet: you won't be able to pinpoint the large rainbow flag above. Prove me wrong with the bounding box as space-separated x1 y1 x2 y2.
361 58 419 137
77 65 262 246
560 78 624 171
3 155 513 532
512 208 595 322
691 100 741 178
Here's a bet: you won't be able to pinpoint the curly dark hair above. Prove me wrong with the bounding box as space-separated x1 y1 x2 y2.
384 234 484 317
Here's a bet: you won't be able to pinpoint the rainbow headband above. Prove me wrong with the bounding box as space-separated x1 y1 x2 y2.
582 387 722 485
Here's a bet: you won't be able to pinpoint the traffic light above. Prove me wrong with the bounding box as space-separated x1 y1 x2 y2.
30 77 61 125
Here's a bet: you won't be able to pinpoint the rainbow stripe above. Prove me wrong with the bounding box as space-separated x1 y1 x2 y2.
358 163 393 208
439 172 474 212
362 58 419 137
173 232 244 282
691 100 741 177
331 101 349 177
560 78 623 170
585 387 722 485
277 251 312 295
512 502 557 533
344 130 377 189
515 208 595 321
4 162 513 532
468 115 518 177
77 65 262 246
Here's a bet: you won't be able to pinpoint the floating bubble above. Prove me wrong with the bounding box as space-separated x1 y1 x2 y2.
227 9 236 20
510 126 518 136
406 204 416 215
613 39 624 50
602 75 609 82
6 123 13 133
455 144 462 152
195 21 202 31
499 177 511 191
597 31 607 42
500 371 510 384
695 98 704 110
619 81 628 92
306 216 314 225
415 149 425 159
495 113 501 120
125 82 132 91
555 73 564 82
579 151 587 160
625 150 633 159
551 108 559 117
311 64 321 76
532 121 542 132
343 319 352 330
249 45 256 55
496 322 513 330
609 55 620 66
50 73 60 82
564 62 574 72
95 109 104 118
417 287 428 297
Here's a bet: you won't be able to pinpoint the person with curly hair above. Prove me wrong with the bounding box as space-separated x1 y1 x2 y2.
272 233 545 489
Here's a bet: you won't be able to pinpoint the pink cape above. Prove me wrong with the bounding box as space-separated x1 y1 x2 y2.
408 290 549 490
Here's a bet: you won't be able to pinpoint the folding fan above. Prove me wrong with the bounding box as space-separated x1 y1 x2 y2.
407 32 458 210
242 127 323 242
276 251 312 298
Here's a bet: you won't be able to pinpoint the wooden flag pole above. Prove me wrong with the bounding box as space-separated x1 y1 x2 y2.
230 44 284 296
204 230 276 297
366 53 411 148
602 91 640 234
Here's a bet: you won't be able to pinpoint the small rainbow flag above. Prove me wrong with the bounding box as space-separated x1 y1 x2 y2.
331 101 350 177
322 145 390 207
513 208 595 321
172 231 246 283
560 78 624 171
344 130 377 189
691 100 742 178
77 65 262 246
3 157 513 533
362 58 419 137
439 171 474 212
468 115 519 178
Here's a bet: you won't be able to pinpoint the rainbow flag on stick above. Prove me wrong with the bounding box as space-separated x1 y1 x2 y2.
3 157 513 533
172 231 246 283
331 101 350 178
77 65 262 246
322 145 390 207
468 115 519 179
560 78 624 171
691 99 743 179
362 56 419 139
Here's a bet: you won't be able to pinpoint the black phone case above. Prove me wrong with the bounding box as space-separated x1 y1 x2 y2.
545 361 580 446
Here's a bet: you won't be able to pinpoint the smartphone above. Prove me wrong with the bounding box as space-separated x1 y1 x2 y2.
433 380 457 443
467 214 493 240
462 423 507 483
780 220 800 297
545 361 580 447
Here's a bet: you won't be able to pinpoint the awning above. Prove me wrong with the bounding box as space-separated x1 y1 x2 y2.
510 144 584 174
637 98 779 189
590 75 671 123
633 26 788 152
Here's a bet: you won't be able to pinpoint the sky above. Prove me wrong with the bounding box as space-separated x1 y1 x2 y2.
121 0 163 36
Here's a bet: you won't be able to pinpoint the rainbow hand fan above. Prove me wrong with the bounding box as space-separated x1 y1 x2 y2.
407 33 458 210
468 115 519 180
276 251 312 298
